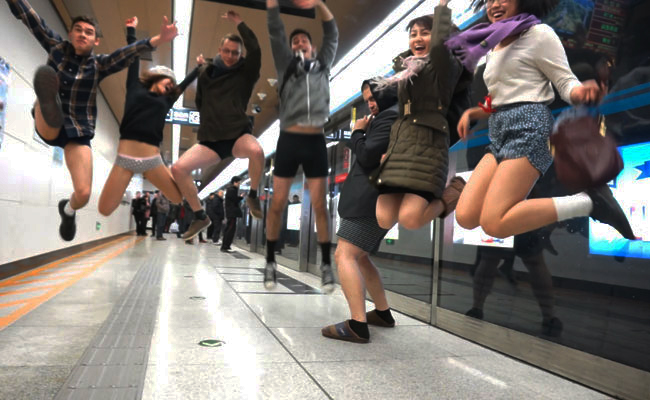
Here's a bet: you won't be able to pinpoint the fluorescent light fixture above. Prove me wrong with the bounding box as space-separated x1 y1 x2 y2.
172 0 194 108
326 141 339 148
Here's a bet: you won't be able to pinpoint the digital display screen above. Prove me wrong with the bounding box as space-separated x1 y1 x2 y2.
451 171 515 249
287 203 301 231
589 141 650 258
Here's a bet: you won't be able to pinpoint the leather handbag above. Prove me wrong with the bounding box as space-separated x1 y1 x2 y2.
550 106 623 193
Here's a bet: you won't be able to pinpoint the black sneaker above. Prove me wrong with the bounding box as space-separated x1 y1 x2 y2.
33 66 64 128
264 261 277 289
57 199 76 241
586 185 636 240
220 248 233 253
320 263 335 294
465 308 484 320
182 217 211 241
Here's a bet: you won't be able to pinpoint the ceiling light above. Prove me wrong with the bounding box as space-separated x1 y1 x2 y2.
267 78 278 87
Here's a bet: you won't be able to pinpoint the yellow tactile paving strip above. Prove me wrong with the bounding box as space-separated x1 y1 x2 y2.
0 236 144 331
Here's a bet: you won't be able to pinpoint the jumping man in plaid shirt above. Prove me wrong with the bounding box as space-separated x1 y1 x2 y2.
5 0 178 241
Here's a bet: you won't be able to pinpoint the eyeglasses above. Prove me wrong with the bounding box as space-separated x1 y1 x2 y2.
221 49 241 57
486 0 509 7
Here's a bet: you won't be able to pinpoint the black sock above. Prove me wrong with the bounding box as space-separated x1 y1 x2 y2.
266 240 276 262
194 209 206 220
248 189 257 199
375 308 395 325
348 319 369 339
319 242 331 265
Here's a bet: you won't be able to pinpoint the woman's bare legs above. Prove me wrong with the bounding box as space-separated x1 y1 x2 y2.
376 193 404 229
479 158 557 238
397 194 445 230
144 165 183 204
456 153 498 230
98 165 134 216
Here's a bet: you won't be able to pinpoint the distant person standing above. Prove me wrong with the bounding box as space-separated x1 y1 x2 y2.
208 190 225 244
155 192 170 240
131 191 144 235
221 176 243 252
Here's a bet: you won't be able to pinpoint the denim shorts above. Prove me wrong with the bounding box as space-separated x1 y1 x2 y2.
487 102 554 174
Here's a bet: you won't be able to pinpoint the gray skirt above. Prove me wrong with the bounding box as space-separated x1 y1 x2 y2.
487 102 554 174
337 216 389 254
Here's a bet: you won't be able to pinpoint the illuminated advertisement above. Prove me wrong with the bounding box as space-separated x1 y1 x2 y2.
590 141 650 258
287 203 301 231
451 171 515 248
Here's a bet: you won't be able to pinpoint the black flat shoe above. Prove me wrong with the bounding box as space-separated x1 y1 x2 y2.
586 185 636 240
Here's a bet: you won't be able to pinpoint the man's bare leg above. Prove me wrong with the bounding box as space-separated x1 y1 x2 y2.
57 143 93 241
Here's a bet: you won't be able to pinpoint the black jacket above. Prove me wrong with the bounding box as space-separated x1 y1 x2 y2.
207 196 225 220
338 78 398 218
196 22 261 141
225 185 243 219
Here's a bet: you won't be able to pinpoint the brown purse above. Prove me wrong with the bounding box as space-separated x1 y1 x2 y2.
550 106 623 193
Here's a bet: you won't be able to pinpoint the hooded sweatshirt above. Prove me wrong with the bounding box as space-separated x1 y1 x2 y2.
267 6 338 130
338 78 399 219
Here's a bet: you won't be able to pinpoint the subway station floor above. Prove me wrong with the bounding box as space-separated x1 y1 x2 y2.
0 234 613 399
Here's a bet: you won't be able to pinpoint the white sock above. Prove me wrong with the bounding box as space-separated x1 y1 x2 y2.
552 192 593 221
64 200 76 217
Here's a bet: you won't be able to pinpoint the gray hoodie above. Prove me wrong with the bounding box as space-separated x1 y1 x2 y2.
267 6 338 130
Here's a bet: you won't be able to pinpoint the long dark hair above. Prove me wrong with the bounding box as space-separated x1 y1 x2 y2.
471 0 559 19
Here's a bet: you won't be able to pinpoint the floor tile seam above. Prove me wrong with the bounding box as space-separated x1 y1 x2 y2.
52 254 162 400
216 270 335 400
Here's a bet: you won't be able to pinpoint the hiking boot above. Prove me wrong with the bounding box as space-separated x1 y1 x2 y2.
182 217 211 241
440 176 466 218
586 184 636 240
57 199 76 241
264 261 277 289
320 263 335 294
34 66 64 128
321 320 369 344
246 196 263 219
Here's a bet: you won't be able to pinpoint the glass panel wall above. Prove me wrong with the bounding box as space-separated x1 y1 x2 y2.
438 0 650 373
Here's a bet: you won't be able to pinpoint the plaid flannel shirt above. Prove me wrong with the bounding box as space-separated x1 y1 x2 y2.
7 0 154 139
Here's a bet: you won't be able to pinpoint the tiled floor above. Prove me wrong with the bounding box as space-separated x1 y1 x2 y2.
0 235 612 399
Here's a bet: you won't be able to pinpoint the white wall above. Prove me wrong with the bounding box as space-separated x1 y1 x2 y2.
0 0 141 265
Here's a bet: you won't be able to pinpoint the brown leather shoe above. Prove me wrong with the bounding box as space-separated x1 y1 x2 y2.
246 196 263 219
440 176 466 218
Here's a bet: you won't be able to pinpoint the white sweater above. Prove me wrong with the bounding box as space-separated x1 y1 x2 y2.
483 24 581 107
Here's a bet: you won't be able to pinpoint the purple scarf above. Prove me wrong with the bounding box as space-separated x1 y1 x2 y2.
445 13 540 72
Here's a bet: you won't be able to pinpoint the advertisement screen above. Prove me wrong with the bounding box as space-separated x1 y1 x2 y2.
286 203 301 231
589 141 650 258
451 171 515 248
